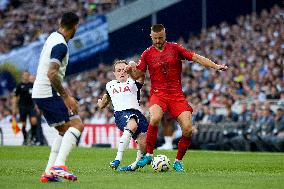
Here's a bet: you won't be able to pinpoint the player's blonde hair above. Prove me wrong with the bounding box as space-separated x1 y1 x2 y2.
113 60 128 71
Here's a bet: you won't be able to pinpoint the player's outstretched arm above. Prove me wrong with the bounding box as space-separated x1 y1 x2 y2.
124 61 145 80
98 94 111 109
48 62 78 113
192 53 228 71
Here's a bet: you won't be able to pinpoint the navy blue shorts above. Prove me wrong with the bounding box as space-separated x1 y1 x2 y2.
19 106 37 122
114 109 148 139
33 95 79 127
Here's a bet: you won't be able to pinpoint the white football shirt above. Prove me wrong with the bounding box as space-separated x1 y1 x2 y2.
106 78 142 112
32 32 69 98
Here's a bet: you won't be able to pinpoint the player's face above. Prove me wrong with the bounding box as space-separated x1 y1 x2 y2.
69 24 78 39
22 71 29 83
114 63 129 82
150 30 166 50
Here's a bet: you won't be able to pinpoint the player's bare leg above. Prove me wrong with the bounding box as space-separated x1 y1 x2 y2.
174 111 193 172
137 104 163 168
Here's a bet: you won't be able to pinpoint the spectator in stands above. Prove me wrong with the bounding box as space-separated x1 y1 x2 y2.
269 108 284 151
266 86 280 100
257 108 275 151
239 104 251 123
223 104 239 122
246 112 262 151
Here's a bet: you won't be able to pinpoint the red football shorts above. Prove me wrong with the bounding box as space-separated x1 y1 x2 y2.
149 92 193 119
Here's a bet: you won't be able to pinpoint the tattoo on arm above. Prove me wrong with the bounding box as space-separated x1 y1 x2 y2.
47 62 68 98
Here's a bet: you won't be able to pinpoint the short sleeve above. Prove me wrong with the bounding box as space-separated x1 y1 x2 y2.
135 81 143 90
105 82 111 97
136 50 147 72
14 84 20 96
106 90 110 97
175 44 194 61
50 43 67 65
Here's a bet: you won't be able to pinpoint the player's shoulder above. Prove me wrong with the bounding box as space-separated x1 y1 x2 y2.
142 46 154 55
47 32 67 45
127 77 135 83
106 80 117 87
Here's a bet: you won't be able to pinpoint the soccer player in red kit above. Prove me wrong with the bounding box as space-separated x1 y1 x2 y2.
125 24 228 172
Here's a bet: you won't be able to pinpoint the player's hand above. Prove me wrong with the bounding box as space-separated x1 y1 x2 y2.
97 98 103 109
12 109 17 116
216 64 228 71
63 95 79 114
124 61 136 73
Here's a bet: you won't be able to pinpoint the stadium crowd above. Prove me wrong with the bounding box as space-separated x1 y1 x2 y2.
0 5 283 151
0 0 136 53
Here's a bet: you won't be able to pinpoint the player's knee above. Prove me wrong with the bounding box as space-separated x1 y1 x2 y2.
182 122 193 137
182 126 193 137
69 118 84 132
22 122 27 127
150 116 162 126
71 124 84 133
127 118 138 132
30 117 37 125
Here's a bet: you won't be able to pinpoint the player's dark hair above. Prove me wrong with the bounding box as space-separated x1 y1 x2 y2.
113 60 128 71
151 24 165 32
60 12 79 30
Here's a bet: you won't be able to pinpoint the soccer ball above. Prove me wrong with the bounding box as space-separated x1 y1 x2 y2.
151 155 171 172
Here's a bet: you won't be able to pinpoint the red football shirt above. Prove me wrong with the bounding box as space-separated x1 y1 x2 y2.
136 42 194 96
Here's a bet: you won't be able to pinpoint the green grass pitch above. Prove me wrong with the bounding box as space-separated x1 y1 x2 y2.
0 146 283 189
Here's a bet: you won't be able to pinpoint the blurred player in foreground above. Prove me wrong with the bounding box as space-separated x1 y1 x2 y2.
32 12 83 182
125 24 228 172
98 60 148 171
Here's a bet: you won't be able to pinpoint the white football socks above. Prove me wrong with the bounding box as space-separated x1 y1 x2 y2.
130 149 143 169
45 135 62 174
54 127 81 166
115 129 132 161
165 136 173 146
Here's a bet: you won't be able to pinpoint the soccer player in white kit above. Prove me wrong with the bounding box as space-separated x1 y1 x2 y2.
98 60 148 171
32 12 83 182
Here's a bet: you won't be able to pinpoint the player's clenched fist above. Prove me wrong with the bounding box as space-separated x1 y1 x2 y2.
124 61 136 73
216 64 228 71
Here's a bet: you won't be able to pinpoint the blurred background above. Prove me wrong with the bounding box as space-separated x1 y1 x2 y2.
0 0 283 152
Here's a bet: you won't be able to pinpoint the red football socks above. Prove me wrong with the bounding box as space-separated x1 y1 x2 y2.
176 135 192 160
146 124 158 154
